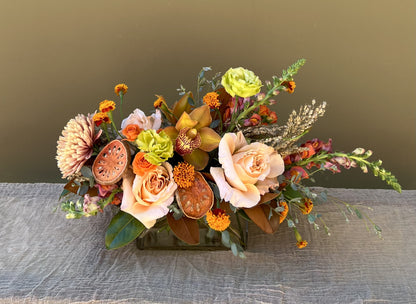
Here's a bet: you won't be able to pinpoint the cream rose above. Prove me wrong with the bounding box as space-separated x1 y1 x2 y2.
121 108 162 131
210 132 284 208
121 162 177 228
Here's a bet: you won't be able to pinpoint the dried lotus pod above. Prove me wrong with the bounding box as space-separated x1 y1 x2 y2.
175 172 214 219
92 140 130 185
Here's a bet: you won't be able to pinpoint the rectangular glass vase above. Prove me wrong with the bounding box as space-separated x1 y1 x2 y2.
136 219 248 251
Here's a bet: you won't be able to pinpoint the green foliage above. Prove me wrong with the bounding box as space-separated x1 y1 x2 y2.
281 58 306 81
105 211 145 250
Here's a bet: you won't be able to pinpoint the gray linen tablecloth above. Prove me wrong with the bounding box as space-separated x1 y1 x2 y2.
0 183 415 303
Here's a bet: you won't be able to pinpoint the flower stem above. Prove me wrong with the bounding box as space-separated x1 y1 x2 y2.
119 92 124 122
107 111 123 138
102 124 110 142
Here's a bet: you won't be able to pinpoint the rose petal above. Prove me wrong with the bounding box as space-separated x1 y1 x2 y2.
256 177 279 195
268 152 285 178
210 167 260 208
218 133 247 192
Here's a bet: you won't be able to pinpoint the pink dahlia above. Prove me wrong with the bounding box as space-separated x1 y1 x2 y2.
56 113 102 179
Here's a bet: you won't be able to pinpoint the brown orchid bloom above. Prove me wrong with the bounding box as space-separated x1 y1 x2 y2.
164 104 221 170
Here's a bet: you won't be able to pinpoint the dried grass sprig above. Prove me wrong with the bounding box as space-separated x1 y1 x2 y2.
243 100 326 156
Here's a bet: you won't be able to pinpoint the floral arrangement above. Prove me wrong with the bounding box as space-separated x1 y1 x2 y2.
56 59 401 257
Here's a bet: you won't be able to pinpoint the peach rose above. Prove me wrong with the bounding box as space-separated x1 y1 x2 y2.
121 162 177 228
210 132 284 208
121 108 161 131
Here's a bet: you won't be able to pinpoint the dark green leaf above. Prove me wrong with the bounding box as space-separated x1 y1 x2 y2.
105 211 145 250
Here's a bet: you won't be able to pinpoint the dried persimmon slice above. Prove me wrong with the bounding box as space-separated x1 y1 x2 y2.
92 140 130 185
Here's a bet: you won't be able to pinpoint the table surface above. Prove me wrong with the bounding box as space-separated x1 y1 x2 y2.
0 183 415 304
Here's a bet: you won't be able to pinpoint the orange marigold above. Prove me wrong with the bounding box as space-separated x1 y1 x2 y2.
203 92 221 109
296 240 308 249
99 100 116 113
279 201 289 224
92 112 111 127
114 83 128 96
300 198 313 215
206 209 230 232
132 152 157 176
173 162 195 188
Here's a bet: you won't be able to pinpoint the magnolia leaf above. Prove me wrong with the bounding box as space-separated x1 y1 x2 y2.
258 192 280 205
243 204 280 234
64 179 98 197
166 213 199 245
105 211 145 250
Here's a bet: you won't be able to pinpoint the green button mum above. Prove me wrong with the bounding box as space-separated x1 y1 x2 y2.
221 67 262 98
136 129 173 165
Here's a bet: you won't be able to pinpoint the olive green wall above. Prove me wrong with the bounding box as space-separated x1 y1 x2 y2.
1 0 415 189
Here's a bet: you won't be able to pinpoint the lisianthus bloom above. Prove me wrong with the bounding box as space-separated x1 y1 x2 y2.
210 132 285 208
164 105 221 170
136 129 173 165
99 100 116 113
122 124 142 141
221 67 262 97
121 108 161 132
114 83 128 96
121 163 177 228
132 152 157 176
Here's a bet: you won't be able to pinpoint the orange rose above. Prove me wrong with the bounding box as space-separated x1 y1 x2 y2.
122 124 142 141
132 152 157 176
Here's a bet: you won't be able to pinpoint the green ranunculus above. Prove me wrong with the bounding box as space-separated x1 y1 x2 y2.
221 67 262 98
136 129 173 165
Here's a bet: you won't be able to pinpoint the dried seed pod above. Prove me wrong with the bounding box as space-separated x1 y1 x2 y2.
175 172 214 219
92 140 130 185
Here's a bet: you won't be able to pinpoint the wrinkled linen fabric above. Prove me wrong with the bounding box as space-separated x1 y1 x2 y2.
0 183 415 304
